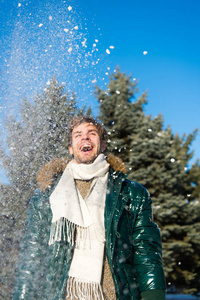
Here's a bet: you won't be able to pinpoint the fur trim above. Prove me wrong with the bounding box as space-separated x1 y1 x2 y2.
37 157 70 191
106 153 127 174
37 154 126 191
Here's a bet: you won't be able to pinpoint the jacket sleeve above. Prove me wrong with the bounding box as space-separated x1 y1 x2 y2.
131 186 166 294
13 189 52 299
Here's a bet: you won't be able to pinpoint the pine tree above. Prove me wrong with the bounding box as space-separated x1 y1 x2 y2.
96 69 200 294
0 78 87 299
95 68 148 164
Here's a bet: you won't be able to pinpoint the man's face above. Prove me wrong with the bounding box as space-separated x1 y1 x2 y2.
69 122 106 164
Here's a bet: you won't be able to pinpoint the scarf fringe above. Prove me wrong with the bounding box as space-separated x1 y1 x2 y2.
66 276 104 300
49 217 91 247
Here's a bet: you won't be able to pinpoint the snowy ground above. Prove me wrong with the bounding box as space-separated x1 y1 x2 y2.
166 294 200 300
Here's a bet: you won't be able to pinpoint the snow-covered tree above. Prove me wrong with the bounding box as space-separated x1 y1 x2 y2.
96 68 148 164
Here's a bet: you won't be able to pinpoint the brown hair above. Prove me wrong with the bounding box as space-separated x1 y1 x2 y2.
67 115 108 146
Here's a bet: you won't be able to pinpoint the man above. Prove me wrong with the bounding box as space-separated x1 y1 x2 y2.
13 116 166 300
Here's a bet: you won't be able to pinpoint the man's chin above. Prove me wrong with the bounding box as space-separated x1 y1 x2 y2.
76 153 98 164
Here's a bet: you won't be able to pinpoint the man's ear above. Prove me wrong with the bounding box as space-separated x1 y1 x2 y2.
69 145 74 155
101 141 106 153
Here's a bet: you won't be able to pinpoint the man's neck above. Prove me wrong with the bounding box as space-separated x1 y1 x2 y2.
75 179 93 199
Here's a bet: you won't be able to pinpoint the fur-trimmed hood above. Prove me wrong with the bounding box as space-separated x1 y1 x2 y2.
37 154 127 191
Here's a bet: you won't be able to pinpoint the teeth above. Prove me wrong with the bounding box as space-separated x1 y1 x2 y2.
80 145 93 152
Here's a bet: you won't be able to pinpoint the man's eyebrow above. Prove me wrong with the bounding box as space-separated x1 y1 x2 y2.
88 129 98 133
72 130 82 136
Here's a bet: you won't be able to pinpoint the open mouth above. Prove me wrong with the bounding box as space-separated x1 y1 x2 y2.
80 144 93 152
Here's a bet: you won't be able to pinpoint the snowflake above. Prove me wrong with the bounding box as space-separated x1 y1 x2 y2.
81 38 87 47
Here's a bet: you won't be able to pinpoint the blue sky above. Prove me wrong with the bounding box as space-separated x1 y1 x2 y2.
0 0 200 182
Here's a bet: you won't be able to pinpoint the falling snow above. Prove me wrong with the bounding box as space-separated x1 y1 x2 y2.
81 38 87 47
0 0 116 188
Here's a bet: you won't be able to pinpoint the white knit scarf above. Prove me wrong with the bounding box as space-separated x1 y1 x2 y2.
49 154 109 300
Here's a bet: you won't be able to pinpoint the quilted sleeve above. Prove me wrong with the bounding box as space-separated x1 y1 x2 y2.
131 186 166 294
13 190 52 300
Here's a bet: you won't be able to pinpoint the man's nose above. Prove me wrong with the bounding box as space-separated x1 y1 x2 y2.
82 133 90 140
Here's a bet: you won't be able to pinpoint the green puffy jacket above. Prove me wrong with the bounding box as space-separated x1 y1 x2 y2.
13 160 166 300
